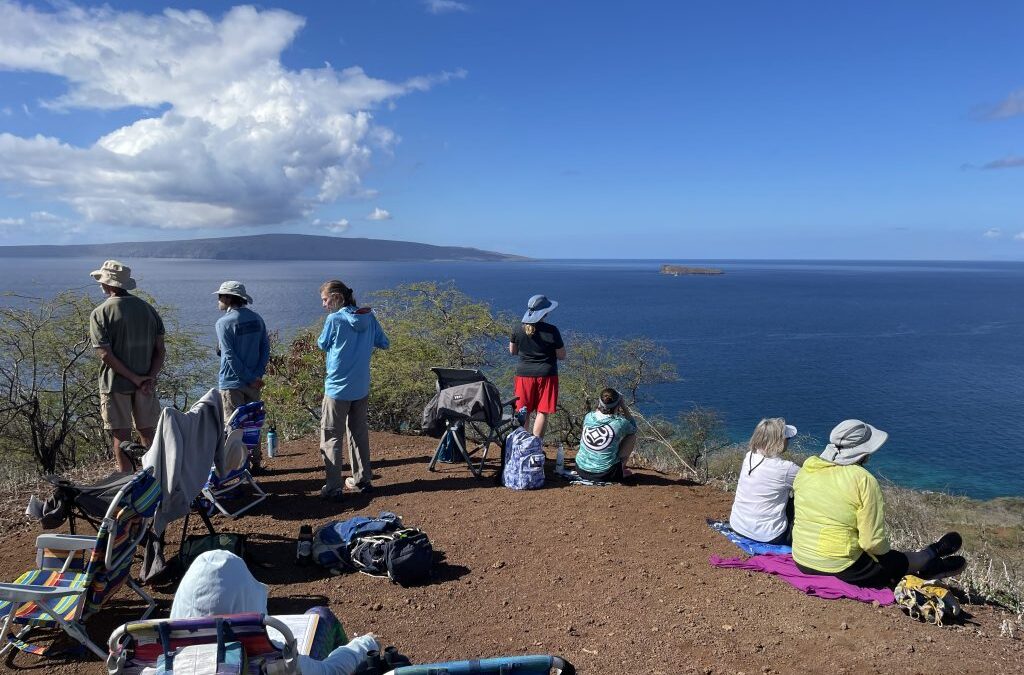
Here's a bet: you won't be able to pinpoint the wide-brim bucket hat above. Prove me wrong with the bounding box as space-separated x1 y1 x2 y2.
820 419 888 466
213 280 253 304
522 294 558 324
90 260 137 290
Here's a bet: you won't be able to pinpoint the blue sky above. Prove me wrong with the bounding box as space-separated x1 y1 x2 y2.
0 1 1023 259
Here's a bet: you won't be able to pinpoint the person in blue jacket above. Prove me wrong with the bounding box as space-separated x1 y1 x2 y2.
317 279 390 502
214 281 270 467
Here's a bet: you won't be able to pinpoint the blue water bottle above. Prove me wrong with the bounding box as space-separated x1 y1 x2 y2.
267 425 278 459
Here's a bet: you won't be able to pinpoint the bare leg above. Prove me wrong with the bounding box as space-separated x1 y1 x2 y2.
532 412 549 438
111 428 133 473
137 427 156 448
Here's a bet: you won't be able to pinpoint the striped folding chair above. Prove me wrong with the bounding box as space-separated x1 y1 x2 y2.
0 467 160 659
106 612 300 674
199 401 268 519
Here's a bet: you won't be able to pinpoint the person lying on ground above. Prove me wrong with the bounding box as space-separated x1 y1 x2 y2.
574 388 637 483
172 549 378 675
792 419 964 589
729 417 801 545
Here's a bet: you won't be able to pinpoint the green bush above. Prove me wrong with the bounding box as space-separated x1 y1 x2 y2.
0 289 213 474
262 281 728 482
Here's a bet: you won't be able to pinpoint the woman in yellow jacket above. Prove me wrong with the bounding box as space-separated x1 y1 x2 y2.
792 419 964 589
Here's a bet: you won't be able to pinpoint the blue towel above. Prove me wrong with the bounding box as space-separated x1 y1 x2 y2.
707 519 792 556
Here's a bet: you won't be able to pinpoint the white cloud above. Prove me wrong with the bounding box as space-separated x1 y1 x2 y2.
424 0 470 14
983 228 1002 239
981 155 1024 170
978 89 1024 120
315 217 350 234
0 2 464 230
1016 232 1024 241
0 107 10 116
0 217 24 226
30 210 63 222
366 207 391 221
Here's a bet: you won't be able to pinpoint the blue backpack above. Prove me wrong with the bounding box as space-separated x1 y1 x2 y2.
502 427 545 490
312 512 403 571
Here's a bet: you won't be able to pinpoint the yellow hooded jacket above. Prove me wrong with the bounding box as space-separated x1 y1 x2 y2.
791 455 890 573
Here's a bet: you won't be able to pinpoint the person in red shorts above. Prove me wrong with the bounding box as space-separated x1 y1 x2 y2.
509 294 566 439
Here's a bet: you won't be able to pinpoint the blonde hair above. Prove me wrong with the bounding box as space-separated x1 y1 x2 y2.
320 279 356 311
523 323 536 337
748 417 788 458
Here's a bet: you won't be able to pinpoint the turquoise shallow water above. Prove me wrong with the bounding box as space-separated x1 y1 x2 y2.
2 257 1022 499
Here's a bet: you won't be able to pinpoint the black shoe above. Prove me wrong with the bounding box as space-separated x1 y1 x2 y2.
928 532 962 559
918 555 966 580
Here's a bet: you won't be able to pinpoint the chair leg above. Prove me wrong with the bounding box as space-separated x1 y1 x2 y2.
127 578 157 620
0 604 19 657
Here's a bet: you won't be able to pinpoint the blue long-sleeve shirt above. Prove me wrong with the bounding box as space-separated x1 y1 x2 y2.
318 306 389 401
216 307 270 390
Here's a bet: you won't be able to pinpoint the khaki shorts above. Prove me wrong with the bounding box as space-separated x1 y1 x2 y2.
100 391 161 431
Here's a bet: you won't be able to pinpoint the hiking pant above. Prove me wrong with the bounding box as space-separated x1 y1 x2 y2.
797 550 909 590
321 395 371 491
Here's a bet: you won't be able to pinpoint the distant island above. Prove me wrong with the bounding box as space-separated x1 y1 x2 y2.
0 234 524 262
660 264 724 276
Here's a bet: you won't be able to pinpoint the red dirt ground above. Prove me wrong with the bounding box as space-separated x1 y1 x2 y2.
1 432 1021 674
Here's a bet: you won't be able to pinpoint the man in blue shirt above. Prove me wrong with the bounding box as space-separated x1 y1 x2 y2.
317 279 389 502
214 281 270 467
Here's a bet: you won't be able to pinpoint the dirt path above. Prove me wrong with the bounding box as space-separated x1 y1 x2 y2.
1 432 1021 674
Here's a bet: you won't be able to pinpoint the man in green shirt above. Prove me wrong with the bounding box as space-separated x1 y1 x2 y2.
88 260 166 472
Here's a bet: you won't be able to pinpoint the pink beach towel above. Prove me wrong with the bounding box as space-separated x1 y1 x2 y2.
710 553 895 605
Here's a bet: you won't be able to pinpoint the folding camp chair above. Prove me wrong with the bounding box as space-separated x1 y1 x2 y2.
199 400 268 519
426 368 519 478
0 467 160 659
106 612 301 674
392 655 575 674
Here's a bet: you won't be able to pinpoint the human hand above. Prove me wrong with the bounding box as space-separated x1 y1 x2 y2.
139 377 156 396
250 378 264 389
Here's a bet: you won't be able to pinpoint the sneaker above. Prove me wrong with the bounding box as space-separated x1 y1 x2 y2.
918 555 967 581
319 486 344 503
344 477 372 493
927 532 962 559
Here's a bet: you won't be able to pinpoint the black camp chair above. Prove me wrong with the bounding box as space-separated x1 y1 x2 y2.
426 368 519 478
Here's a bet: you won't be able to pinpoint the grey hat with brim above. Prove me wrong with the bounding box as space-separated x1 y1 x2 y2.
214 281 253 304
522 294 558 324
820 419 888 466
90 259 137 290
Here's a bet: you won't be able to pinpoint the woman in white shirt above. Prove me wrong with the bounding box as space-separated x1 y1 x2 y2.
729 418 801 545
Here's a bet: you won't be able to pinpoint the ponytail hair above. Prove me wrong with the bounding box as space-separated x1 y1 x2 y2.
523 323 536 337
320 279 357 310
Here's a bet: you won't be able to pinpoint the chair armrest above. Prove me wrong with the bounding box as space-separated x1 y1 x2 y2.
35 534 98 552
502 397 519 408
0 582 83 604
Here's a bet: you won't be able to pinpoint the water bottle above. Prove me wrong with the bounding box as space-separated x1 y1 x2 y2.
266 425 278 459
555 442 566 475
296 524 313 566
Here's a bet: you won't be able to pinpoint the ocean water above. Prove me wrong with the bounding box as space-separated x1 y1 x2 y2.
2 257 1022 500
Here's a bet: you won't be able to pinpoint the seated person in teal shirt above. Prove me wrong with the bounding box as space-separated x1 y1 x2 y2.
575 388 638 482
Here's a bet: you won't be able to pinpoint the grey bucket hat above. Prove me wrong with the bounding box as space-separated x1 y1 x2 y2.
522 294 558 324
213 281 253 304
820 419 888 466
90 260 137 290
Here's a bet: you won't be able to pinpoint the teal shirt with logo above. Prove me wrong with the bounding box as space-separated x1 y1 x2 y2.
576 411 637 474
